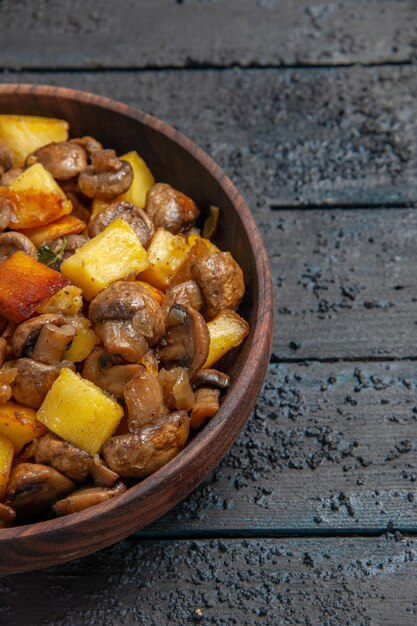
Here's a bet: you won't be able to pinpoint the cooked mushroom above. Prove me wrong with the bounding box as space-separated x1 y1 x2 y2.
0 231 37 263
4 358 75 408
157 304 209 379
190 387 221 430
145 183 199 234
158 367 195 412
12 313 67 358
6 462 75 517
0 166 23 187
65 191 91 223
33 433 93 482
162 280 204 318
90 455 119 487
101 410 190 478
123 365 166 431
70 136 103 154
0 139 12 176
31 323 76 364
26 141 88 180
192 368 230 389
191 251 245 319
0 502 16 528
78 149 133 200
82 347 141 399
53 482 126 516
89 282 165 363
88 200 155 248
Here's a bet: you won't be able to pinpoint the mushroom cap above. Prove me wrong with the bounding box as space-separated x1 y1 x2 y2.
0 231 37 263
82 347 141 399
124 364 166 431
145 183 199 234
26 141 88 180
88 200 155 248
5 358 75 408
12 313 67 358
191 251 245 319
33 433 93 483
6 462 75 517
101 410 190 478
78 149 133 200
157 304 209 379
53 482 126 516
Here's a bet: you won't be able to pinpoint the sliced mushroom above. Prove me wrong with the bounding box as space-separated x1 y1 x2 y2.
145 183 199 234
0 166 23 187
12 313 67 358
31 323 76 364
82 348 141 399
190 387 220 430
6 462 75 517
4 359 75 408
124 365 166 431
53 482 126 516
88 200 155 247
162 280 204 318
0 139 12 176
0 502 16 528
78 149 133 200
90 455 119 487
191 251 245 319
0 231 37 263
89 282 165 363
157 304 209 379
158 367 195 412
33 433 93 482
192 368 230 389
26 141 87 180
102 410 190 478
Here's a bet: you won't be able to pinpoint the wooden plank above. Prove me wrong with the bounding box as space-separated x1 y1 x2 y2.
268 207 417 360
2 536 417 625
140 361 417 536
1 66 417 211
0 0 416 69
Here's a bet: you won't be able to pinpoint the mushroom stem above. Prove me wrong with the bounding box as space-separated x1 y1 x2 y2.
31 323 76 364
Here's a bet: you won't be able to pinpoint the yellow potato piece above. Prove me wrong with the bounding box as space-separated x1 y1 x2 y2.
204 309 250 369
36 285 83 316
0 114 68 166
119 150 155 208
138 228 190 291
0 434 14 500
61 217 148 300
37 368 124 455
4 163 72 229
187 232 220 255
0 402 46 453
64 316 100 363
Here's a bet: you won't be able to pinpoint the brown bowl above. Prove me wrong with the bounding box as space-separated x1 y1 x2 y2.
0 84 274 574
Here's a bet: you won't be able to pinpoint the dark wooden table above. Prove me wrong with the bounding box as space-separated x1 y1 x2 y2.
2 1 417 623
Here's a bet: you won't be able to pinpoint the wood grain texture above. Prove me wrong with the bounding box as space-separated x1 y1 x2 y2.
2 66 417 211
0 84 273 574
0 0 416 69
2 535 417 625
143 361 417 536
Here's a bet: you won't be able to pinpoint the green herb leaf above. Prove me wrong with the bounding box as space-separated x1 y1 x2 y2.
37 237 68 267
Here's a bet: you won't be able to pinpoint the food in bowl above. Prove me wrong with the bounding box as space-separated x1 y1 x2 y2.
0 114 249 527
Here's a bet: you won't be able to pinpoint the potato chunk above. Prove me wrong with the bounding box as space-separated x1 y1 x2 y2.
37 368 124 454
0 114 68 166
22 214 86 247
204 309 249 369
0 434 14 500
0 402 46 454
61 217 148 300
0 163 73 230
0 251 70 323
119 150 155 209
138 228 190 291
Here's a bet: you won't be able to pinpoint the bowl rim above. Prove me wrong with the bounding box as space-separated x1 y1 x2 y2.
0 83 274 569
